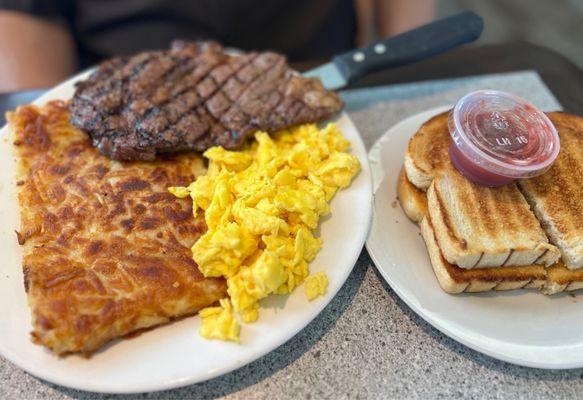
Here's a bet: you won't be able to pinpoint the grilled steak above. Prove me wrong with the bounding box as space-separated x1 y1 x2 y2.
69 41 343 161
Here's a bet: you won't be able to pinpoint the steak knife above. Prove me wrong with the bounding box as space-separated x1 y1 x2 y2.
304 11 483 90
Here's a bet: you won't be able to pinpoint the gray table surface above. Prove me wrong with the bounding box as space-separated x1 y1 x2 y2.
2 71 581 400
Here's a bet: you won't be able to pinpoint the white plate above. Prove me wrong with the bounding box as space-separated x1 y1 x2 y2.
0 71 372 393
366 106 583 370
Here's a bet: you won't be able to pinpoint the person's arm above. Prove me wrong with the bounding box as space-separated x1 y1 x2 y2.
0 10 76 92
354 0 376 47
376 0 435 38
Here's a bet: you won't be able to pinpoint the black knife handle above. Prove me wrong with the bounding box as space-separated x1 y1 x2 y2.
332 11 483 85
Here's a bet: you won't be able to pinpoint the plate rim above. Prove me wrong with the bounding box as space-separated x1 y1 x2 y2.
365 105 583 370
0 71 373 393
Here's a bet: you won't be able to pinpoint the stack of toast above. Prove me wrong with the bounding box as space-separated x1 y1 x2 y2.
398 111 583 295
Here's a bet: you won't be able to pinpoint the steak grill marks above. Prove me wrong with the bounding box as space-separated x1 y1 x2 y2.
69 41 343 161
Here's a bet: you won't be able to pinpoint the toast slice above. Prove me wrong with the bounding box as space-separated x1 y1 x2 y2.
420 215 547 293
518 112 583 269
546 264 583 294
399 167 544 293
427 172 559 268
404 111 560 269
398 167 582 295
404 112 453 190
397 168 426 223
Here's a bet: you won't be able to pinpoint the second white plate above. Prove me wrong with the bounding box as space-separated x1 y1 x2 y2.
366 106 583 369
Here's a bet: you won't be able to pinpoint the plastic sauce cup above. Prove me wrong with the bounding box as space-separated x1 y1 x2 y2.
448 90 560 187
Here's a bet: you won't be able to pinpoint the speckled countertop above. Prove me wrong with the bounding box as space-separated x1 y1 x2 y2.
3 71 582 400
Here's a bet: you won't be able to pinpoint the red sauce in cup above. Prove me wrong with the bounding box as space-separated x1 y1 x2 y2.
448 90 560 187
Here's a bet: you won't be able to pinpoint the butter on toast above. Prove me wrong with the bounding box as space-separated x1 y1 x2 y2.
398 167 582 295
404 111 560 269
518 112 583 269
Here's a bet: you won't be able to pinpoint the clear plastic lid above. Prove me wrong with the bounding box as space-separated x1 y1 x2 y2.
449 90 560 180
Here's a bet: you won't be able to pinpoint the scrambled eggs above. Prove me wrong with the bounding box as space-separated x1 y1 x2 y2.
199 298 240 342
305 272 329 301
169 123 360 341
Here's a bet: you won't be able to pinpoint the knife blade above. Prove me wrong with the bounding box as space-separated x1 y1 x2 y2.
304 11 483 90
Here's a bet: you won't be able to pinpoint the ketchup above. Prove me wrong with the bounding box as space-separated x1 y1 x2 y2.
448 90 560 187
449 144 514 187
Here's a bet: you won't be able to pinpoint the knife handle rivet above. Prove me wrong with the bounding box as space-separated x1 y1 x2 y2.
353 52 365 62
374 44 386 54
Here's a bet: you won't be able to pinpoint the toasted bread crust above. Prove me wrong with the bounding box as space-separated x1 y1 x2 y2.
406 110 561 269
404 111 453 190
399 166 581 295
430 169 559 268
397 168 427 223
518 112 583 269
420 215 547 294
